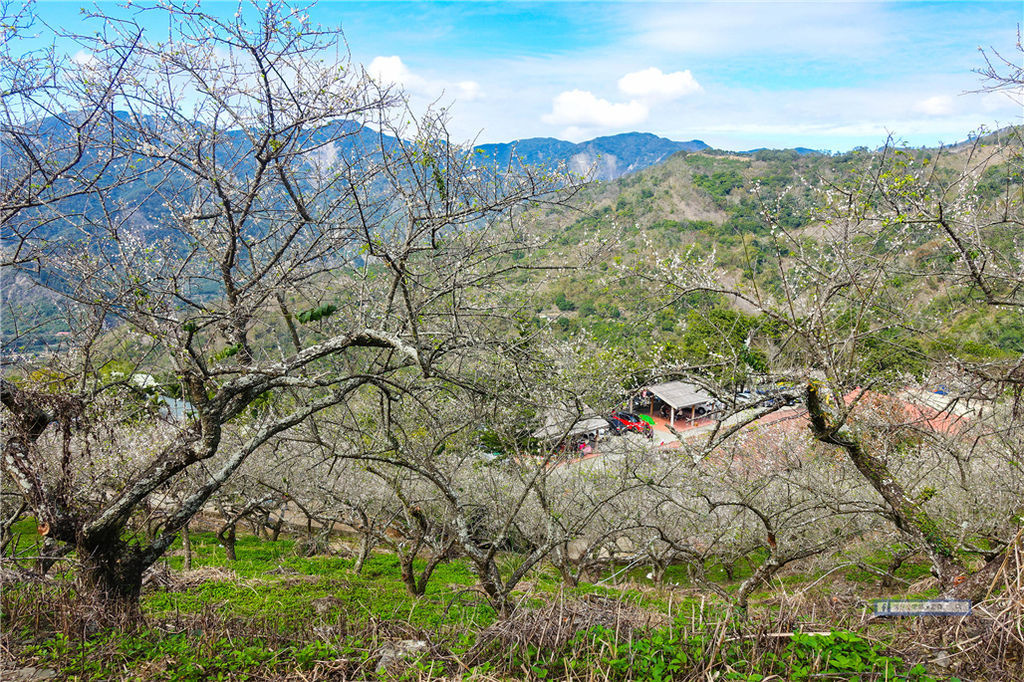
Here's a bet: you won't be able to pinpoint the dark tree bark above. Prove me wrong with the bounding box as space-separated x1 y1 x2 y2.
181 521 192 571
218 524 237 562
353 533 373 574
805 383 967 587
76 534 146 606
36 537 73 577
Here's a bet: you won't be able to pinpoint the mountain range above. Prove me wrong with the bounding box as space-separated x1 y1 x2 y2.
474 132 710 181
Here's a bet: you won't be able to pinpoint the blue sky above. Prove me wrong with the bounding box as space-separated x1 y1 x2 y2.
31 0 1024 151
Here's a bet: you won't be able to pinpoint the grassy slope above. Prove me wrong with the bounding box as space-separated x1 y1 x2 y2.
3 523 967 681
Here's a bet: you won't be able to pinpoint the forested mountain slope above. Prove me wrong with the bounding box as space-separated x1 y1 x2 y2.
520 127 1024 383
474 131 709 181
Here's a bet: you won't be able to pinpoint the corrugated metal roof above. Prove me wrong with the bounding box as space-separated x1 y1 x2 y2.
532 404 609 440
645 381 713 409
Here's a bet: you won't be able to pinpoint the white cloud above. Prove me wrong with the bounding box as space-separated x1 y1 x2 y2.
981 91 1022 112
351 6 1017 151
542 89 648 128
456 80 480 101
367 55 482 102
560 126 589 142
632 3 884 57
914 95 955 116
367 55 411 84
72 50 98 68
537 67 699 137
618 67 702 100
641 78 1012 151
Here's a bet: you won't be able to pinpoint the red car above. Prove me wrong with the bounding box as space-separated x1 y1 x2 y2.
606 411 654 438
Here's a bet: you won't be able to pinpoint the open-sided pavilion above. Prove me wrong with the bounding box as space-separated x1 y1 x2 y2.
631 380 716 428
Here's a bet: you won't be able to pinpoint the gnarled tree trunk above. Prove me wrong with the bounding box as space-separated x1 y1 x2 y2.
76 535 147 607
805 384 966 587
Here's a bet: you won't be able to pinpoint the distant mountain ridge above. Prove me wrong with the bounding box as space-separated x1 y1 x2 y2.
474 132 710 181
741 146 822 155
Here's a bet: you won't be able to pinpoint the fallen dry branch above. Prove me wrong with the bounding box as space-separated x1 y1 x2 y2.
142 564 241 592
475 590 666 653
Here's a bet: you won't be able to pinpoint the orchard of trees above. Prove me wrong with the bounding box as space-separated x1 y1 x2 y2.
2 2 1022 679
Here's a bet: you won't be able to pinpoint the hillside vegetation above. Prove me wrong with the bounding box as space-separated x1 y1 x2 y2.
522 129 1024 381
2 3 1023 680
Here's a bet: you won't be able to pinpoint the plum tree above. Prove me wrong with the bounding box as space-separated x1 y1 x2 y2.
0 0 580 606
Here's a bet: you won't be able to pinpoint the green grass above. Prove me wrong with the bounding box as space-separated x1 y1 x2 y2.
163 532 296 577
148 533 493 631
1 530 992 680
5 531 494 680
843 546 934 585
5 517 44 556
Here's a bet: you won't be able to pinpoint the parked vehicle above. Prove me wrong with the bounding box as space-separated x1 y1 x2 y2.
755 383 799 407
748 387 773 408
702 400 728 420
735 391 754 405
606 411 653 438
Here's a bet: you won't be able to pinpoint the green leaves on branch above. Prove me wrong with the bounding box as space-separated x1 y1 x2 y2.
413 148 448 203
297 303 337 324
212 344 242 361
